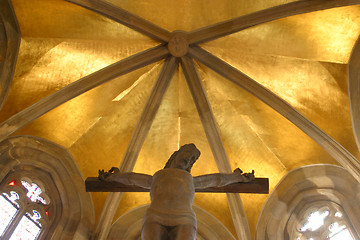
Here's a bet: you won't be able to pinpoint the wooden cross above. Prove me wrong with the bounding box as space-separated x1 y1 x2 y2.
85 145 269 195
85 177 269 194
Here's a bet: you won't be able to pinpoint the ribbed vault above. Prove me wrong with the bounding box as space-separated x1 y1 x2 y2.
1 0 360 238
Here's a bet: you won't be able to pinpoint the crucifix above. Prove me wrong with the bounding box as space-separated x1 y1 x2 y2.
85 143 269 240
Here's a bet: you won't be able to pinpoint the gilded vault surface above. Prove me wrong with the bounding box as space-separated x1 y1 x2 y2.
1 0 360 237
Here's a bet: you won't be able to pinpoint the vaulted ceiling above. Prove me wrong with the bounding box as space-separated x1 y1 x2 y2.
2 0 360 237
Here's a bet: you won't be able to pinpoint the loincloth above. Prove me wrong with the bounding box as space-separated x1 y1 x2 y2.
143 207 197 228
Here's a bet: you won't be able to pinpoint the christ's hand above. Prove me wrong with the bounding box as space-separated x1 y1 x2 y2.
99 167 120 181
233 168 255 182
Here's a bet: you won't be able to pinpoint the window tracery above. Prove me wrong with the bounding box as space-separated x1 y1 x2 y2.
0 178 49 240
10 210 42 240
0 136 95 239
295 203 355 240
21 177 49 205
0 191 19 234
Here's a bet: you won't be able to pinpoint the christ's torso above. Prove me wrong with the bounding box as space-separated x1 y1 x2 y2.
150 168 195 214
143 168 197 228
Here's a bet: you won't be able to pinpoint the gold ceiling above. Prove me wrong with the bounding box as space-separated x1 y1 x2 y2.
2 0 360 237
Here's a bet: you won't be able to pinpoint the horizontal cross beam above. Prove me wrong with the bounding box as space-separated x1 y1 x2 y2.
85 177 269 194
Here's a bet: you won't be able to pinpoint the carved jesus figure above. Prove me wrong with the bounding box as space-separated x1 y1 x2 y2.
99 143 254 240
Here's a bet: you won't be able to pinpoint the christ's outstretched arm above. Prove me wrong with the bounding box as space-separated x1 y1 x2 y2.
99 167 152 189
193 168 254 189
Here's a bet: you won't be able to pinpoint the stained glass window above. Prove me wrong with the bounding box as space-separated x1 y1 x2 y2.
21 180 48 205
0 179 48 240
2 191 20 207
300 209 329 232
0 193 19 236
9 211 42 240
296 205 355 240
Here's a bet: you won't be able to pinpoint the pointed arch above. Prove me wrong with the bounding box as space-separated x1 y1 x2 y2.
0 0 21 110
107 204 236 240
0 135 95 239
255 165 360 240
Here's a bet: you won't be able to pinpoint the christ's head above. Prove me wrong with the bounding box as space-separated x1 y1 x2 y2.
164 144 201 172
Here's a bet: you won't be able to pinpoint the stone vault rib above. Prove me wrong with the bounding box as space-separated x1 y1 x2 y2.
93 56 178 240
188 0 360 45
0 45 169 142
181 56 251 240
348 35 360 152
66 0 171 42
189 45 360 183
